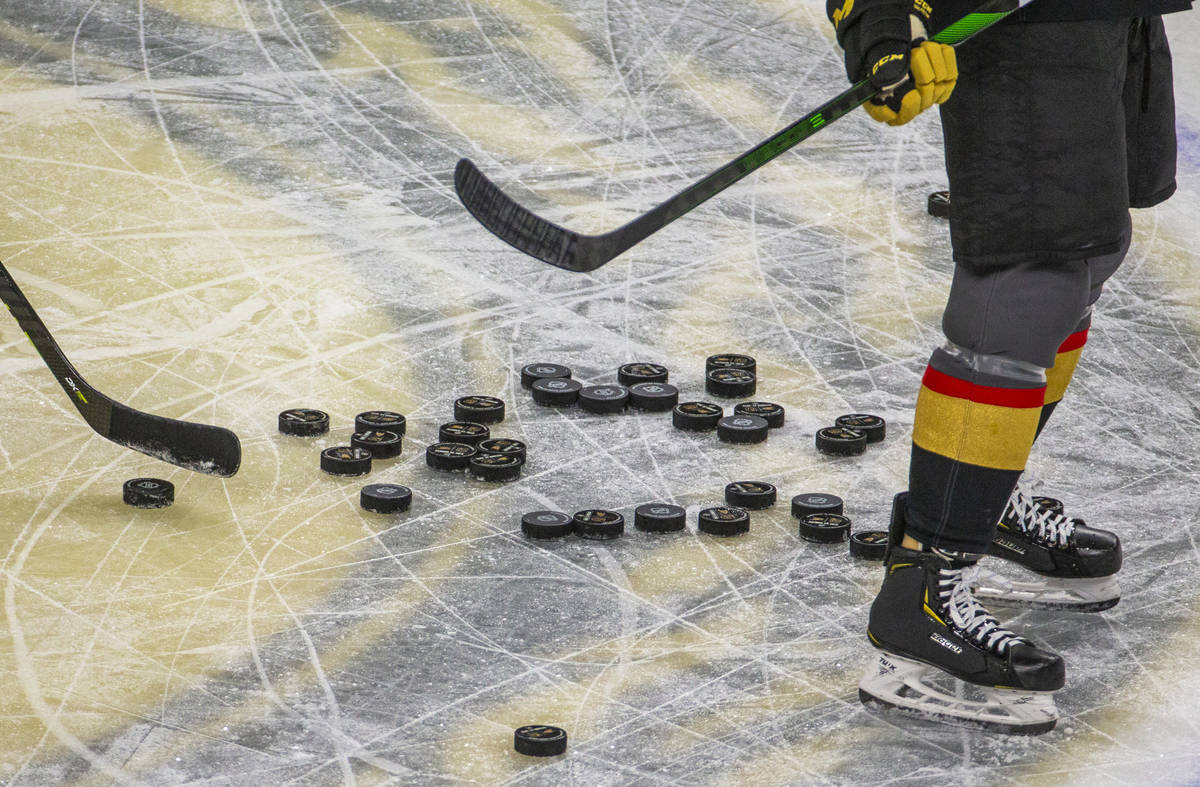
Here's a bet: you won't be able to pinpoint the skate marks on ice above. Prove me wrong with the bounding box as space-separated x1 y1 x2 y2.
0 0 1199 784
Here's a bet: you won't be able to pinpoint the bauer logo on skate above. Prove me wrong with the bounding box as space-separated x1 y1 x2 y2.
993 536 1027 555
930 633 963 654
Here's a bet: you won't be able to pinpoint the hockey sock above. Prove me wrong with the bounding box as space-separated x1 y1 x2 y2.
1035 323 1090 439
907 348 1045 554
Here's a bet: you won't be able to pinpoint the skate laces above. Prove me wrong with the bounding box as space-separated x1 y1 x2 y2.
938 568 1028 654
1006 484 1074 549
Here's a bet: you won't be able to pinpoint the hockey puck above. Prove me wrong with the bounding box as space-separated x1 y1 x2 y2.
425 442 477 471
705 353 757 374
1033 496 1065 515
438 421 490 446
927 189 951 219
734 401 785 428
468 452 523 482
520 362 572 389
698 506 750 537
278 408 329 437
454 395 506 424
799 512 852 543
716 414 769 444
573 509 625 540
706 368 757 398
477 437 526 463
633 503 687 532
355 410 407 437
514 724 568 757
628 382 679 412
617 362 669 387
850 530 888 560
521 510 575 539
360 484 412 514
320 446 373 477
672 401 724 431
531 377 583 406
815 426 867 456
123 478 174 509
724 481 777 510
835 414 886 443
350 429 403 459
578 384 630 414
791 493 844 518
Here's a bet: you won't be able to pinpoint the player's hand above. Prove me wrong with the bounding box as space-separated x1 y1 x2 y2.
827 1 957 126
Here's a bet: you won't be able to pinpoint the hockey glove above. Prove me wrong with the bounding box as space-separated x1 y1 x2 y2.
827 0 957 126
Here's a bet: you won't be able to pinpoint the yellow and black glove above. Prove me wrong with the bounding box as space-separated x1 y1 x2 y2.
827 0 957 126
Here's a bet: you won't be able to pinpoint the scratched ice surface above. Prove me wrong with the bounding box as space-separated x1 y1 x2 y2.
0 1 1198 784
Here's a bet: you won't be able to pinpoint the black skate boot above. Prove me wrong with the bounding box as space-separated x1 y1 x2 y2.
973 481 1121 612
859 493 1065 734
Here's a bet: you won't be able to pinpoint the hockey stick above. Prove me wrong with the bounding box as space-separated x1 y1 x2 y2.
456 0 1034 272
0 260 242 477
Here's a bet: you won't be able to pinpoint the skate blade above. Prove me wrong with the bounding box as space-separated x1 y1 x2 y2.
968 564 1119 612
858 651 1058 735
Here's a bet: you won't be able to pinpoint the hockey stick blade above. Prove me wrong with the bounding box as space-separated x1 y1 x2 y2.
0 261 242 477
456 0 1034 272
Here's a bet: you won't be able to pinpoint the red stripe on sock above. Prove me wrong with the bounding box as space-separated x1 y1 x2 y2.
921 366 1046 408
1057 329 1089 353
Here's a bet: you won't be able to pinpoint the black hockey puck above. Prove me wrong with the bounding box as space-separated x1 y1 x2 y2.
355 410 407 437
578 384 630 414
454 395 506 424
360 484 412 514
617 362 669 387
734 401 785 428
849 530 888 560
633 503 687 532
835 414 886 443
927 189 951 219
716 414 769 444
476 437 526 463
468 452 523 482
1033 496 1065 515
425 442 477 471
724 481 777 510
628 382 679 412
531 377 583 406
350 429 403 459
320 446 373 477
698 506 750 536
514 724 568 757
705 353 757 374
123 477 174 509
520 362 572 389
672 401 724 431
521 510 575 539
815 426 867 456
438 421 490 446
799 512 852 543
573 509 625 540
278 408 329 437
791 493 844 518
706 368 757 398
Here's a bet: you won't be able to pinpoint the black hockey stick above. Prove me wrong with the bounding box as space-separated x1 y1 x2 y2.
456 0 1034 272
0 260 241 477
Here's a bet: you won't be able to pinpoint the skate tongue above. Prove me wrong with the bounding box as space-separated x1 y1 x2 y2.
931 547 983 569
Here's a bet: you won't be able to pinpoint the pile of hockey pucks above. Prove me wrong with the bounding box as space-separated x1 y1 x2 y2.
814 413 886 457
790 492 888 559
426 396 526 483
521 361 680 413
277 407 413 514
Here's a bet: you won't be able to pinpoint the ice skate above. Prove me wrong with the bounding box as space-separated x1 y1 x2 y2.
859 493 1064 735
975 480 1121 611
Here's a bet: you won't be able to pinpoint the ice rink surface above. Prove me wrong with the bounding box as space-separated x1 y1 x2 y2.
1 1 1199 784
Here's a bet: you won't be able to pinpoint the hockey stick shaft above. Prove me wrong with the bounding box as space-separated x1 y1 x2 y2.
456 0 1034 272
0 260 241 477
